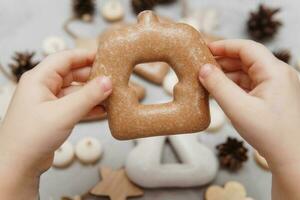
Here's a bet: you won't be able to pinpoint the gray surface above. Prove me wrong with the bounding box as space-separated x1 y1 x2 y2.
2 0 299 199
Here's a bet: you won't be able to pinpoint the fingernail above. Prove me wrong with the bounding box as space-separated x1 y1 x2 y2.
199 64 214 78
98 76 112 92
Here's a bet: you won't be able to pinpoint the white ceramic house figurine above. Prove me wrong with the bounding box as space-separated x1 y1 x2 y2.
125 133 218 188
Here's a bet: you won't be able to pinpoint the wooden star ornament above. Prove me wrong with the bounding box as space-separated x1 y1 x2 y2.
90 166 144 200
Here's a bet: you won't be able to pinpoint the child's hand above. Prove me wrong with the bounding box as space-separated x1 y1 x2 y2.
199 39 300 200
0 49 112 199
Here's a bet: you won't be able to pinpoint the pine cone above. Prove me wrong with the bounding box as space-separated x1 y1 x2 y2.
131 0 157 15
9 52 39 81
216 137 248 171
247 4 282 40
72 0 96 21
273 49 291 63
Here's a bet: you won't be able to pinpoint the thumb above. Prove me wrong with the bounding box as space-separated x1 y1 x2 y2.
53 76 112 124
199 64 250 117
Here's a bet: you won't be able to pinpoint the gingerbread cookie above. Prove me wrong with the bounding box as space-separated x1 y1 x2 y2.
128 81 146 100
205 181 252 200
99 23 170 85
90 11 217 140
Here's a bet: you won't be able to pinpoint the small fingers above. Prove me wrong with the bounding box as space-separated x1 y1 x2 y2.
226 71 252 90
209 39 268 56
38 49 96 78
57 85 82 98
51 76 112 125
216 57 244 72
209 39 277 67
209 39 279 83
21 49 96 95
199 64 253 119
82 106 107 121
62 67 92 87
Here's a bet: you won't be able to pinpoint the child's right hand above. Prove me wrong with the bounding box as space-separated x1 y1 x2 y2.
199 39 300 200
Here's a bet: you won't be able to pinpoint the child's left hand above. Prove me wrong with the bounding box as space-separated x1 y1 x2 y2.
0 49 112 200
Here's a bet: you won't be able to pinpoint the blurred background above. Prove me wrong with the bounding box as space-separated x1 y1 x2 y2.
0 0 298 199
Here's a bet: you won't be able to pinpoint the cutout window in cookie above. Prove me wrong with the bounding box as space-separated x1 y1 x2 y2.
131 61 174 105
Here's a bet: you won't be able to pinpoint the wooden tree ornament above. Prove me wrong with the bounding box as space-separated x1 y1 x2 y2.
90 166 144 200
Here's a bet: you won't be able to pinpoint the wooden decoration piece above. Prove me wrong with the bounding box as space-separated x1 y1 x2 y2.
205 181 253 200
90 167 144 200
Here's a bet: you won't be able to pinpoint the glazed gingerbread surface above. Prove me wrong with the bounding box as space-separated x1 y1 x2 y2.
98 23 170 85
90 11 218 140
